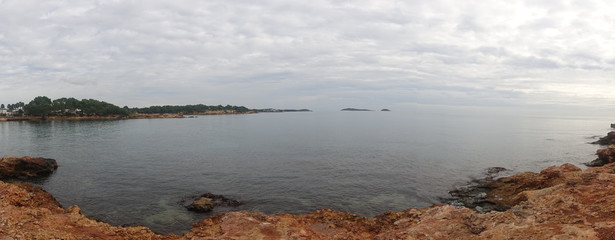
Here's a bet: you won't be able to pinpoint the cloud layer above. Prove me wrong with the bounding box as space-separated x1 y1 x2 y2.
1 0 614 111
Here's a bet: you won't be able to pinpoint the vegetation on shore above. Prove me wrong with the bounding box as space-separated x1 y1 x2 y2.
14 96 131 118
132 104 250 114
1 96 251 119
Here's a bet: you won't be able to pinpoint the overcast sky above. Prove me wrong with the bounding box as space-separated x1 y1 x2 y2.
1 0 614 113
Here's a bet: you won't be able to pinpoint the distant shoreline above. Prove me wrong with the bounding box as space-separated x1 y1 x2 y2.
0 110 256 122
341 108 372 111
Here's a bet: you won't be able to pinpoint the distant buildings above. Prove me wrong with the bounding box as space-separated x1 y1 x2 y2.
0 106 24 116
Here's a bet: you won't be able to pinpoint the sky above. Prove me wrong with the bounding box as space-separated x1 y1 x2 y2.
1 0 614 114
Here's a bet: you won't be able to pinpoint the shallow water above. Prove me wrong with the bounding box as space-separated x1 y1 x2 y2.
0 110 608 234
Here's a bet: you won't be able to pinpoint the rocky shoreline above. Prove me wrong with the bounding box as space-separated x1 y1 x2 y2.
2 136 615 239
1 162 614 239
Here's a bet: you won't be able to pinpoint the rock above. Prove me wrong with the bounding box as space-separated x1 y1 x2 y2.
485 167 508 175
442 167 510 213
486 163 581 207
0 181 163 240
591 131 615 145
187 197 215 212
184 192 242 212
0 156 58 179
586 145 615 167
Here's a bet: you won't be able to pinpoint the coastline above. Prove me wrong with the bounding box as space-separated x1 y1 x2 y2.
1 162 614 239
0 111 256 122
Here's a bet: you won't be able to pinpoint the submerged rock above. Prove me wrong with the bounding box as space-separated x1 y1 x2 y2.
187 197 215 212
442 167 511 213
184 192 242 212
0 156 58 179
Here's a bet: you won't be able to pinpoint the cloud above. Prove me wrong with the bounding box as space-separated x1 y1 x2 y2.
62 77 97 86
504 56 562 69
0 0 614 112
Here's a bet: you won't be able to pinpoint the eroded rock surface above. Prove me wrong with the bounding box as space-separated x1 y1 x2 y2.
0 156 58 179
1 163 614 239
586 145 615 167
0 181 166 240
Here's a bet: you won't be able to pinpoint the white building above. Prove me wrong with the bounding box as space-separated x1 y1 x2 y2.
0 108 8 116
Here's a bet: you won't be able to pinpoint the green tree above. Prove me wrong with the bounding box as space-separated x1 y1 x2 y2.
24 96 53 118
76 98 130 116
52 97 81 115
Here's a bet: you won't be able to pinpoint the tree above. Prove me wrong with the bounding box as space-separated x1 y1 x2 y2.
52 97 81 115
131 104 249 114
0 104 4 109
24 96 53 118
77 98 130 116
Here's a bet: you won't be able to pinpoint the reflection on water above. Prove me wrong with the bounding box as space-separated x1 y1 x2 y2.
0 111 606 234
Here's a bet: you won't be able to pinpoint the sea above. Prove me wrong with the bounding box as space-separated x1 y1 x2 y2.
0 109 609 234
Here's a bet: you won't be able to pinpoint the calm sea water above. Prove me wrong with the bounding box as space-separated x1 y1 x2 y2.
0 110 608 234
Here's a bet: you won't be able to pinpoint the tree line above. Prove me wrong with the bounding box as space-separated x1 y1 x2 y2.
5 96 251 118
132 104 250 114
23 96 131 117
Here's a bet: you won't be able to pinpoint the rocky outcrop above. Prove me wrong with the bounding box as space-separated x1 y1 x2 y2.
591 131 615 145
0 181 164 240
586 145 615 167
0 156 58 179
587 131 615 166
1 163 614 239
184 192 242 212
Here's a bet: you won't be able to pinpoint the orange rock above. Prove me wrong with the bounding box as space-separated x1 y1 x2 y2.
588 145 615 166
0 181 166 240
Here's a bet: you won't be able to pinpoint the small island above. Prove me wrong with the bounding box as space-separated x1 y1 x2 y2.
341 108 372 111
381 109 391 111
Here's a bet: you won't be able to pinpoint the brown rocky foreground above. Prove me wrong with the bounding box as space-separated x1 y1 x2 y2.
1 163 614 239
